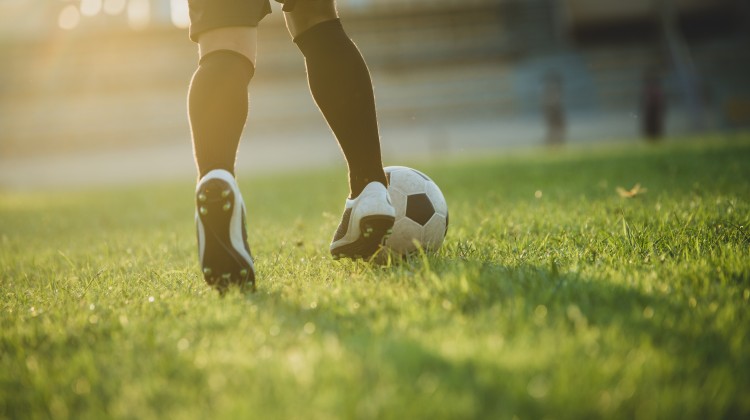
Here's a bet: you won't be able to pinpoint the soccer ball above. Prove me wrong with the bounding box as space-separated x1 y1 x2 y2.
384 166 449 255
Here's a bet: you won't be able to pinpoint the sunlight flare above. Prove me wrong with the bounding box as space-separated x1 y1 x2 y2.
170 0 190 29
58 5 81 30
127 0 151 30
103 0 126 15
79 0 102 17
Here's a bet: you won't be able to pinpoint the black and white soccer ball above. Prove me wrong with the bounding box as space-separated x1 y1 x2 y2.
384 166 449 255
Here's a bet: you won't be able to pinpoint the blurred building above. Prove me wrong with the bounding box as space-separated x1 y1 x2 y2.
1 0 748 159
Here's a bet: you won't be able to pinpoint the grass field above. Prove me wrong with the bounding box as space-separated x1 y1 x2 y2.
1 135 749 419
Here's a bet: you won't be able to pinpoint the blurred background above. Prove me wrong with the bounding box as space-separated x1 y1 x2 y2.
1 0 749 189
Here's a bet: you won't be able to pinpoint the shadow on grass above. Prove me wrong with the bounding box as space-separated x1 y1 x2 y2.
241 254 748 418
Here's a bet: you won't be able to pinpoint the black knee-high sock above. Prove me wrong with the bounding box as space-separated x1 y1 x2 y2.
188 50 255 178
294 19 387 198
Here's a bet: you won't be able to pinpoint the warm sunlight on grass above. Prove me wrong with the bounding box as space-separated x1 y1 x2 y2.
1 136 749 418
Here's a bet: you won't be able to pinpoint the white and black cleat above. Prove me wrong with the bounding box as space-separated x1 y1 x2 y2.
330 181 395 260
195 169 256 292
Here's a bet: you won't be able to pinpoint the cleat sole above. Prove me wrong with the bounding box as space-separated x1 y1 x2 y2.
331 215 395 260
196 177 255 292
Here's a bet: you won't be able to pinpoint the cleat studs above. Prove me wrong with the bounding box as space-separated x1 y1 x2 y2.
198 193 207 202
199 206 208 215
363 232 371 238
222 201 232 211
221 189 231 198
222 273 231 280
240 269 248 277
203 267 212 276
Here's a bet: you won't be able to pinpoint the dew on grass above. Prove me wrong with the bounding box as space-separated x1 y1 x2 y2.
442 299 453 310
177 338 190 351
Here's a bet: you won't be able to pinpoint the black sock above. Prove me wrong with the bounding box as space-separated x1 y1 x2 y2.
294 19 387 198
188 50 255 178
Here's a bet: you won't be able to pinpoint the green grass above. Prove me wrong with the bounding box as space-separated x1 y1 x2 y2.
1 134 749 419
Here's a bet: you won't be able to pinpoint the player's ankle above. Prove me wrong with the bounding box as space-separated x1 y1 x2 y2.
199 166 235 180
349 171 387 199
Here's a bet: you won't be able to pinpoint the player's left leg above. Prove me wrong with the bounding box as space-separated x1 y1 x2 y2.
187 0 270 291
282 0 395 259
189 26 258 179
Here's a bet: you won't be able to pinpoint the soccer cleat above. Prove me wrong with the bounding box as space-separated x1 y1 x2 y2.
330 181 396 260
195 169 255 292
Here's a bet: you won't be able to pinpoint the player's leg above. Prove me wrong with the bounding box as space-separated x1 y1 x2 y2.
187 0 271 291
284 0 387 197
282 0 394 259
189 28 261 176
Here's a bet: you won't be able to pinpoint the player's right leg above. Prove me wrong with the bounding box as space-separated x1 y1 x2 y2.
281 0 395 259
187 0 270 291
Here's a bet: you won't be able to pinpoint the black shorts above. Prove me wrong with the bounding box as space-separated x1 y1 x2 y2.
189 0 284 42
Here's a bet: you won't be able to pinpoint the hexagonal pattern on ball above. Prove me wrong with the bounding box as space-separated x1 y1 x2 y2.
386 217 424 254
388 186 408 219
384 165 448 255
388 166 427 195
405 193 435 226
424 179 448 216
422 213 447 249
